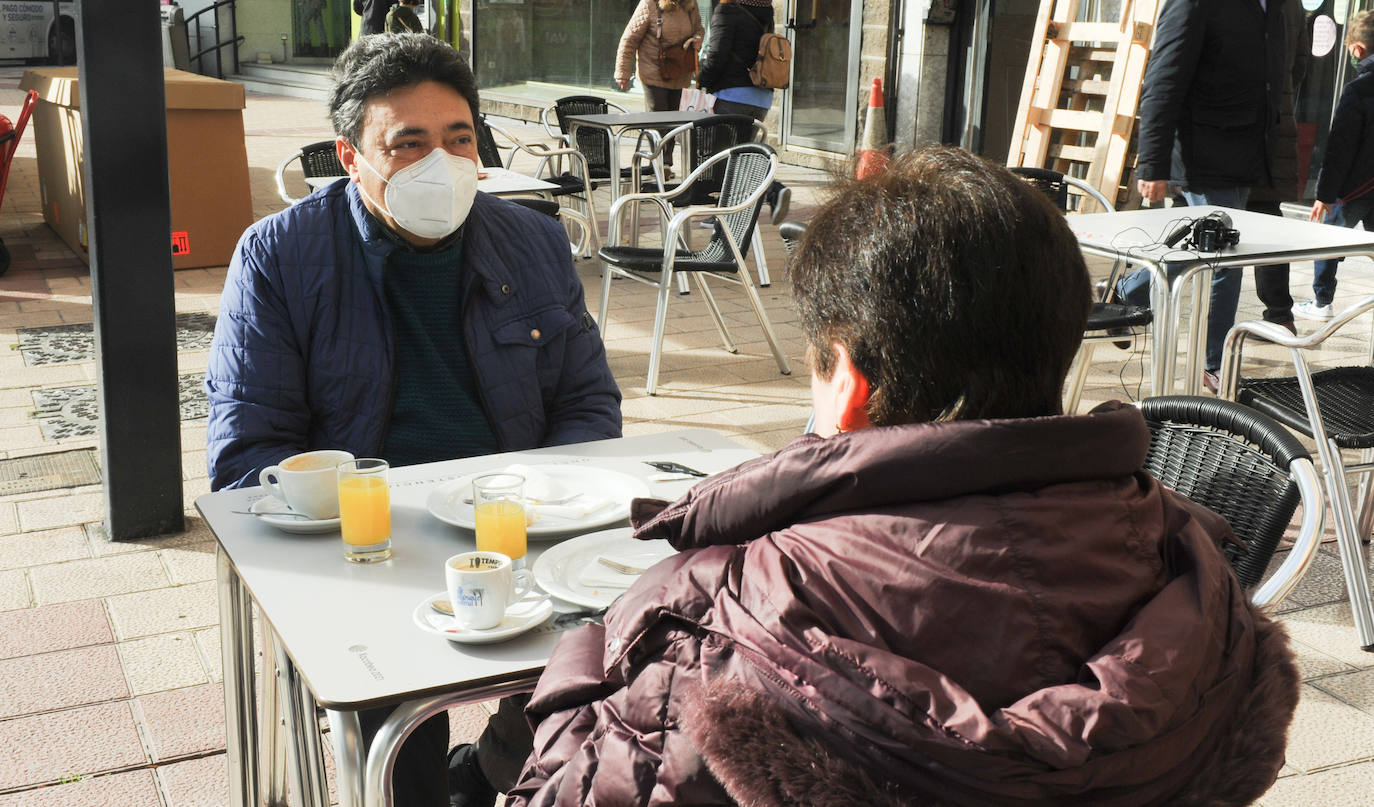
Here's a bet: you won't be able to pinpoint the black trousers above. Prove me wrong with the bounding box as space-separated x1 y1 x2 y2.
1246 198 1296 323
642 83 683 165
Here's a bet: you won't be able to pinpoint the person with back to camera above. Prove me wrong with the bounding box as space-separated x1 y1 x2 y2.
1297 11 1374 321
696 0 790 223
354 0 397 36
385 0 425 34
614 0 704 175
502 146 1300 806
1114 0 1286 393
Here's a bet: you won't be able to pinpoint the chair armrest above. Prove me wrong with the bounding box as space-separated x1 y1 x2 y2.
274 150 304 205
1250 457 1325 610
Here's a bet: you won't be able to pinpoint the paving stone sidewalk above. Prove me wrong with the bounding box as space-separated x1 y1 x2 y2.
2 67 1374 805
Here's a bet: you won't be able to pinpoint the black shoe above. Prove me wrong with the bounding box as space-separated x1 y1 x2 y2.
448 744 498 807
1094 279 1133 349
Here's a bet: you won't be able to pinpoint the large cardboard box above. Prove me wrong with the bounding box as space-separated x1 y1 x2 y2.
18 67 253 270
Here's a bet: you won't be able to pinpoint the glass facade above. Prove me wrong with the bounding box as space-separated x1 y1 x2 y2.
1295 2 1371 201
294 0 351 58
473 0 642 91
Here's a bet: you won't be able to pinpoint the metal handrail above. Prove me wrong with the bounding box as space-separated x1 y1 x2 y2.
185 0 240 78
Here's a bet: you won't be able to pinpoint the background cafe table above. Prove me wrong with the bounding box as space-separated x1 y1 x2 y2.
564 109 710 201
197 428 758 807
1069 205 1374 396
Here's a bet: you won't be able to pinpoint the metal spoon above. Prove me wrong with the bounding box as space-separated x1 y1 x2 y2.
233 509 315 519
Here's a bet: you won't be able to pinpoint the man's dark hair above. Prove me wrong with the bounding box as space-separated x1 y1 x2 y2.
791 146 1090 425
328 33 480 146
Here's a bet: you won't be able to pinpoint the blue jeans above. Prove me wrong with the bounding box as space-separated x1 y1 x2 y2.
1117 187 1250 372
1311 198 1374 306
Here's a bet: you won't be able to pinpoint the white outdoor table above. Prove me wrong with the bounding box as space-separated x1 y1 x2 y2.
1069 206 1374 395
197 429 758 807
564 110 709 201
304 168 558 195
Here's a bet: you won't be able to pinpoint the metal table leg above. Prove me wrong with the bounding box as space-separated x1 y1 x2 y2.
217 548 261 806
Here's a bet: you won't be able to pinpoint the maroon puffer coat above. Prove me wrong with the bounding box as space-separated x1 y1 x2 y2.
507 403 1298 806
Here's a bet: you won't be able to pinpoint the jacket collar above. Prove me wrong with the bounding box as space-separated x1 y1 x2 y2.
635 401 1151 550
344 183 518 306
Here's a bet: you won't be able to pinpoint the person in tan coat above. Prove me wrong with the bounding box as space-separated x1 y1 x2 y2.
614 0 704 170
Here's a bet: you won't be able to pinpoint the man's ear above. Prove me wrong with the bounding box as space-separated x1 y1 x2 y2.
336 137 361 182
831 343 873 433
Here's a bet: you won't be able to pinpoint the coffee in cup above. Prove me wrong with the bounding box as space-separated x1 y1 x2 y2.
445 551 537 630
258 449 354 519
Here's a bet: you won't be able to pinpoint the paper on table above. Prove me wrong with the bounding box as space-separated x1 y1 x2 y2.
503 464 613 521
577 563 639 590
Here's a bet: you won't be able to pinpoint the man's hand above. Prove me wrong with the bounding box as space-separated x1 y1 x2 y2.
1310 200 1331 222
615 77 629 91
1137 179 1169 204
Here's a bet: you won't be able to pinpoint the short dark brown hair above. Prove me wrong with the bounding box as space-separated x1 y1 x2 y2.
1347 10 1374 49
328 33 480 147
791 146 1090 425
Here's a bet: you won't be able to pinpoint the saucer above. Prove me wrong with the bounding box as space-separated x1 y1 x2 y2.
411 591 554 644
248 496 341 534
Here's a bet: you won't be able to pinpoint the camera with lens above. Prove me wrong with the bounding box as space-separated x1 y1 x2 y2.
1188 212 1240 252
1162 211 1241 252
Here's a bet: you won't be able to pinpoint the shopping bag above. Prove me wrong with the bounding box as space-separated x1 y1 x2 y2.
680 87 716 112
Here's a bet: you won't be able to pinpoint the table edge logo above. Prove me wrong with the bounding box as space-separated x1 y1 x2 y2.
348 643 385 681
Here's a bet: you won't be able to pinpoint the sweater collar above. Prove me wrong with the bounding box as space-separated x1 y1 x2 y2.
634 402 1151 550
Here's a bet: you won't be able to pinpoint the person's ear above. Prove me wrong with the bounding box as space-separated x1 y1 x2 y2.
1355 43 1369 60
831 343 873 433
336 137 361 182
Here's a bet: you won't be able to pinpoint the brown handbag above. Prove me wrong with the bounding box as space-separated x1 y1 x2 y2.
657 13 697 81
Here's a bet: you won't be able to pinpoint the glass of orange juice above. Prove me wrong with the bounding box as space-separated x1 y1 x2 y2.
472 473 527 568
338 458 392 563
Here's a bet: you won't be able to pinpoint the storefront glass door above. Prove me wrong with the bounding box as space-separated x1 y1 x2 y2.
293 0 351 58
782 0 863 153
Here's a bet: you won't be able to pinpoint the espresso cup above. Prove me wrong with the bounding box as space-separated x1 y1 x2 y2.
445 551 535 630
258 449 354 519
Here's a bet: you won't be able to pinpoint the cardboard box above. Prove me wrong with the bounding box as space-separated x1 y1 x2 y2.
18 67 253 270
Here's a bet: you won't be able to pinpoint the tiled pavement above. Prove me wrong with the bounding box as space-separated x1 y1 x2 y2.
3 66 1374 805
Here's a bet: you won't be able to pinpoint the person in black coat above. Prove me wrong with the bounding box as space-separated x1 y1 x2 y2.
354 0 397 36
1116 0 1287 391
1299 11 1374 319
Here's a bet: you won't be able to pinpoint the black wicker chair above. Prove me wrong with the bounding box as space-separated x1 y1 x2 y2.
476 115 600 257
1139 396 1323 608
1217 301 1374 649
274 141 346 205
1011 167 1153 412
597 144 791 395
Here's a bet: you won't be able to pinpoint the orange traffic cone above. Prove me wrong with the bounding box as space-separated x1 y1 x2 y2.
856 78 890 179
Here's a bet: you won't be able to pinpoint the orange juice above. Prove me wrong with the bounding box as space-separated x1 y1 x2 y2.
339 475 390 547
474 500 527 560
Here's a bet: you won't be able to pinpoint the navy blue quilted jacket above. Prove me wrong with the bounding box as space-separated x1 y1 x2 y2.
205 180 622 491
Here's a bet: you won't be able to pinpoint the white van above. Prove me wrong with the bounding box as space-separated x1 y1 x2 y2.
1 0 75 63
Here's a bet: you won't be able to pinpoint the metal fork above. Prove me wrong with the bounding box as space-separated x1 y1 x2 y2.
596 556 647 575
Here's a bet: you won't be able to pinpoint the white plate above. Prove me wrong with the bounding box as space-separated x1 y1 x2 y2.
411 591 554 644
425 465 651 538
249 496 341 534
532 527 677 609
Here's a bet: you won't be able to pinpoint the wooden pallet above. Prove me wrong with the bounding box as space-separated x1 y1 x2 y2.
1007 0 1160 210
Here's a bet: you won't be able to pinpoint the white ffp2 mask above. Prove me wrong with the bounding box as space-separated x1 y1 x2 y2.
356 148 478 240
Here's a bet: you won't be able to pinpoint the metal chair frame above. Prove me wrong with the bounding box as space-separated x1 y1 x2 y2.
1218 304 1374 648
1010 166 1151 413
628 116 771 288
478 116 601 258
274 140 345 205
597 144 791 395
1139 396 1325 609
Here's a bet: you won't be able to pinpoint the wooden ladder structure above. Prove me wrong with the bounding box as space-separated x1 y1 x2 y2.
1007 0 1161 210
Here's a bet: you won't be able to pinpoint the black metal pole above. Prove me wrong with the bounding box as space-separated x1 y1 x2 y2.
76 0 185 539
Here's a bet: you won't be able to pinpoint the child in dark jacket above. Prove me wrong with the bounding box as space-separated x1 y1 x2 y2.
1298 11 1374 321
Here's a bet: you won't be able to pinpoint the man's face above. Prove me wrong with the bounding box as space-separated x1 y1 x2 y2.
337 80 479 246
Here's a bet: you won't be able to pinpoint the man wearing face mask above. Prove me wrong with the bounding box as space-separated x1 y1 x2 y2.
205 33 622 807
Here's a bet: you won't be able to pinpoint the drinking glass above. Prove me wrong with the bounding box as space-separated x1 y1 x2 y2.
472 472 527 568
338 458 392 563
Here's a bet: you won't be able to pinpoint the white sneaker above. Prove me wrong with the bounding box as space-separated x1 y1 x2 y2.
1294 300 1334 321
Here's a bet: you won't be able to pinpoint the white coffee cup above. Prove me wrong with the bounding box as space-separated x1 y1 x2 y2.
445 551 536 630
258 449 354 519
